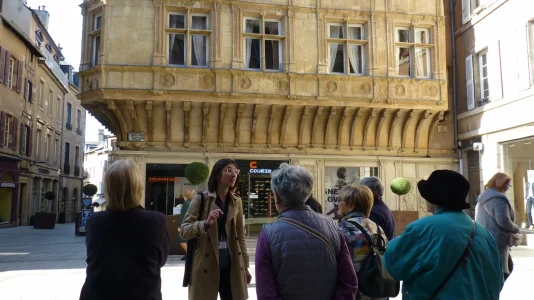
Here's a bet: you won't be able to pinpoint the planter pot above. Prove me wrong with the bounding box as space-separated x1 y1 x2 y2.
391 210 419 236
33 212 57 229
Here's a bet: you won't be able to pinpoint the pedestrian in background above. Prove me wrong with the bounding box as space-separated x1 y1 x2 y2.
255 163 358 300
181 158 251 300
305 194 323 213
80 160 170 300
383 170 504 299
475 172 521 281
360 177 396 240
177 189 194 260
337 184 388 300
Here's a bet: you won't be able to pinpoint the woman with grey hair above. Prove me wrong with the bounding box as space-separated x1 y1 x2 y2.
360 176 396 240
255 163 357 300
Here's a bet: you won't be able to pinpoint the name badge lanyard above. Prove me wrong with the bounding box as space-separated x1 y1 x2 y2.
218 199 229 250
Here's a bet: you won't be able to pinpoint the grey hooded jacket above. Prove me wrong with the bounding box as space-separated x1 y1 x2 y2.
475 188 520 274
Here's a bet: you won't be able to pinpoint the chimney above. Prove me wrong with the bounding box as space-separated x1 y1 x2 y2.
35 5 50 30
98 129 104 142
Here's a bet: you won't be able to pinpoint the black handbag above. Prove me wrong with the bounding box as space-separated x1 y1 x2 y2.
348 220 400 298
182 192 206 287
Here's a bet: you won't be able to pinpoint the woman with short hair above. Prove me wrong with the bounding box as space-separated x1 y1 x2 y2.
80 160 170 300
476 172 520 281
337 185 388 300
181 158 251 300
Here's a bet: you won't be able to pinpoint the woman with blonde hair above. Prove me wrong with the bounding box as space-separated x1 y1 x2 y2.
476 172 520 281
337 185 388 300
80 160 170 300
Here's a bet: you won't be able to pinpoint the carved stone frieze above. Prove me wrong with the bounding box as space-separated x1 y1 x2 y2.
276 80 289 93
161 73 175 88
241 77 252 90
326 81 338 93
200 75 215 89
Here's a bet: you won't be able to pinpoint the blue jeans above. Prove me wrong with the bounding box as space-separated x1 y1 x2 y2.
527 198 534 227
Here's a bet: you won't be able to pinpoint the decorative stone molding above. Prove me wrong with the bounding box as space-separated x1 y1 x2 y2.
276 80 289 93
161 73 175 88
326 81 338 94
200 75 214 89
241 77 252 90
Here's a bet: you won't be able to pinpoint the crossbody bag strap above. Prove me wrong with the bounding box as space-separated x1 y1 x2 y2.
198 192 206 220
278 217 337 259
428 221 477 300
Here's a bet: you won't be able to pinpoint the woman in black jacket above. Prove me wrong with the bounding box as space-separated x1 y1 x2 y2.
80 160 170 300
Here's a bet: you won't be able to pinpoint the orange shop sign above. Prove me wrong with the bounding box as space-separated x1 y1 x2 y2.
148 177 180 183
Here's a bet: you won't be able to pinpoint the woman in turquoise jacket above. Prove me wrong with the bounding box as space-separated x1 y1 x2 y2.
383 170 504 299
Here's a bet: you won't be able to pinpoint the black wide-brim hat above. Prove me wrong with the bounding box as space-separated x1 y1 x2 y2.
417 170 470 210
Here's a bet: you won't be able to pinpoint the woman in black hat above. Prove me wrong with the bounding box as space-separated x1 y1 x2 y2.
382 170 504 300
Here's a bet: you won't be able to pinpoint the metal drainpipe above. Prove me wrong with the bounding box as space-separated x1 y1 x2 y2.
450 0 462 175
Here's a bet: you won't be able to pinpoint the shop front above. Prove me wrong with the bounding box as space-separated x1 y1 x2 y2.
0 158 20 227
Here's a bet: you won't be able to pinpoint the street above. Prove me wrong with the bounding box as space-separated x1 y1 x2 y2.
1 224 533 300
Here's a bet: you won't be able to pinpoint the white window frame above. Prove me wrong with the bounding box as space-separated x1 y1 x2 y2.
3 115 12 147
394 27 432 79
93 14 102 31
243 17 284 72
167 12 211 68
92 34 101 67
327 23 367 75
38 80 45 109
465 55 475 110
478 49 489 102
7 58 14 89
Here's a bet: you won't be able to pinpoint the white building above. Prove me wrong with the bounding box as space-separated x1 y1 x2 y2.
84 129 116 199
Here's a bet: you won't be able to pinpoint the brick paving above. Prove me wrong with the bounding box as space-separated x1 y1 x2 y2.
1 224 533 299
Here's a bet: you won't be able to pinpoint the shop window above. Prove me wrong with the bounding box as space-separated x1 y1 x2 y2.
328 23 367 75
324 166 379 220
395 27 432 78
244 17 283 71
167 13 210 67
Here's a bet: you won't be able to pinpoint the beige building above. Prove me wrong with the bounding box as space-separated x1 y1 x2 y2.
0 1 73 227
452 0 534 226
79 0 456 224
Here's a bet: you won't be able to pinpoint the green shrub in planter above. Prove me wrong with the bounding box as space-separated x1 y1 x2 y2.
390 178 411 195
83 184 98 197
185 162 210 186
44 191 56 201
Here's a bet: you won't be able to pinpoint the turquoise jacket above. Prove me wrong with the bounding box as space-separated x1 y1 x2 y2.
383 209 504 300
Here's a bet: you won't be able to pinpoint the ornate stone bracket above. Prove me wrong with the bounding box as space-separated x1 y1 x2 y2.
202 103 210 147
105 100 127 141
298 106 311 149
311 107 323 147
324 107 337 148
219 103 227 147
146 101 153 142
235 103 245 147
183 101 191 147
414 110 431 152
350 108 362 150
251 104 260 147
388 109 401 150
267 105 279 148
363 108 377 150
126 100 138 132
165 101 172 142
375 109 387 150
401 110 415 152
280 106 293 148
337 107 348 149
427 110 446 153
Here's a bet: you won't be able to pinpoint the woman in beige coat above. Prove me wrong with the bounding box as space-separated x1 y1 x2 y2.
181 158 251 300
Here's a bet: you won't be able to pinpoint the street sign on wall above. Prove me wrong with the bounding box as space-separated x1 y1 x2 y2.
128 132 145 142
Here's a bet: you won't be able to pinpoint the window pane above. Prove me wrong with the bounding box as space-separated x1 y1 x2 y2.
245 38 261 69
415 29 430 44
265 21 279 35
397 29 410 43
348 26 362 40
329 25 344 39
93 35 100 66
397 47 411 76
192 16 207 30
169 34 185 65
191 35 207 67
349 44 363 74
265 40 280 70
169 14 185 29
415 48 430 78
246 19 260 33
329 43 345 73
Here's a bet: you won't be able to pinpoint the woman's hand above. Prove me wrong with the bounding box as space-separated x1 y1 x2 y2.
205 209 223 227
246 268 252 284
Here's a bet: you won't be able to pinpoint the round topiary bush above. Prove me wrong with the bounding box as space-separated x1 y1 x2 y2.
83 184 98 197
185 162 210 186
44 191 56 201
390 178 411 195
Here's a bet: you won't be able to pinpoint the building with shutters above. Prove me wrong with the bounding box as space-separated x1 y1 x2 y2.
78 0 457 229
451 0 534 225
0 1 70 227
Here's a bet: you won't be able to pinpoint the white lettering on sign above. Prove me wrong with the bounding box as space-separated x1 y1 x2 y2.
249 168 272 174
0 182 16 188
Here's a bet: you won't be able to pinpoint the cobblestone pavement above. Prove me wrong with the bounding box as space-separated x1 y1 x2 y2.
1 224 533 300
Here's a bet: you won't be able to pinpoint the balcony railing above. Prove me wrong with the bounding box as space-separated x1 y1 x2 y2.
63 163 70 175
74 165 80 177
76 128 82 136
66 123 72 131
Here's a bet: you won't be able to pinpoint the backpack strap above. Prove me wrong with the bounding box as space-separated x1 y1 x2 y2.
278 217 337 260
347 220 375 248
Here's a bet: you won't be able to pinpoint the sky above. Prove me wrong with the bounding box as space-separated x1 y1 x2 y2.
25 0 109 142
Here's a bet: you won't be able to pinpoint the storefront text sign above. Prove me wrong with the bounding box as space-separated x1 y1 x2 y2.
0 182 16 188
38 168 50 174
249 161 273 174
148 177 179 183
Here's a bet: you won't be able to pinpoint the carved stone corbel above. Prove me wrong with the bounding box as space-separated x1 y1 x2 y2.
126 101 138 132
251 104 261 147
146 101 153 142
375 109 387 150
105 100 127 141
363 108 377 150
350 108 362 150
337 107 348 149
183 101 191 146
401 110 415 151
388 109 401 150
165 101 172 142
427 110 446 154
280 105 293 147
324 107 337 148
414 110 431 152
235 103 245 147
311 107 324 147
202 103 210 147
267 105 279 148
219 103 227 147
298 106 311 149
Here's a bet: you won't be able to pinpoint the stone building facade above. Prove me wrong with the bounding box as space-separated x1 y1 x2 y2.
79 0 456 224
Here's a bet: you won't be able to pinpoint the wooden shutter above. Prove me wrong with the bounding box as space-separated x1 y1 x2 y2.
489 40 503 101
19 123 24 154
465 55 475 110
0 112 4 147
16 60 23 93
11 118 18 151
462 0 471 25
0 47 5 84
23 79 28 100
3 50 10 86
8 116 14 149
27 127 32 156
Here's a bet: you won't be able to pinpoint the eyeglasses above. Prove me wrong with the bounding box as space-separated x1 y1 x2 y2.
223 168 240 175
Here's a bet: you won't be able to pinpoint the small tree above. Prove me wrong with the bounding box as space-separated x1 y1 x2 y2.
83 184 98 197
42 191 56 212
185 162 210 191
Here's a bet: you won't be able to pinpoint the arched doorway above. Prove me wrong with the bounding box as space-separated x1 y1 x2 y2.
72 188 78 222
0 172 14 223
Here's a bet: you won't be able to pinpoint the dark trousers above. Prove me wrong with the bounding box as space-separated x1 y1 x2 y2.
527 198 534 227
504 255 514 282
219 267 233 300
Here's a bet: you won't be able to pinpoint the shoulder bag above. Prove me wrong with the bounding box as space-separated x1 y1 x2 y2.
428 221 477 300
348 220 400 298
182 192 206 287
277 217 337 260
